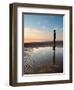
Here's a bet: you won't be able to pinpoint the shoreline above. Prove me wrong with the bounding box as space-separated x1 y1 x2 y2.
24 41 63 48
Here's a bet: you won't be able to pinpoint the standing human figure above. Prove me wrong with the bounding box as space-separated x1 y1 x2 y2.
53 30 56 50
53 30 56 64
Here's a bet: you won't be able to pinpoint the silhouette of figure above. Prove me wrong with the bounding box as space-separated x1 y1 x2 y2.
53 30 56 64
53 30 56 50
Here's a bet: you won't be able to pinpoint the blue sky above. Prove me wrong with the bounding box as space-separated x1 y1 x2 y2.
23 14 63 42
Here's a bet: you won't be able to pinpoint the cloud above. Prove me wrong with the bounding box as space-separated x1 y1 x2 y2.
24 27 53 43
24 27 63 43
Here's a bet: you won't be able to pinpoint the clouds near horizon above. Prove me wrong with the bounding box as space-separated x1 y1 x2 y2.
23 14 63 43
24 27 63 43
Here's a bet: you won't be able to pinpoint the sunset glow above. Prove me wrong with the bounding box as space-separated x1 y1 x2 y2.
24 27 53 43
23 14 63 43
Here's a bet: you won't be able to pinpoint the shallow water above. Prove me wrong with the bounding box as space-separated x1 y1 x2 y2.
23 46 63 74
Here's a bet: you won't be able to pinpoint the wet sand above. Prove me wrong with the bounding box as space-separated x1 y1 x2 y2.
23 46 63 74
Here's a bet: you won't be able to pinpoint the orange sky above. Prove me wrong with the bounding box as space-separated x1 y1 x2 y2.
24 27 63 43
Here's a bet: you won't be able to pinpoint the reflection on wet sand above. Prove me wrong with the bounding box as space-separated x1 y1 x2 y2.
53 50 55 65
23 46 63 74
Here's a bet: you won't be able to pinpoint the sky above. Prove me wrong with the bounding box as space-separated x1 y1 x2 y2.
23 13 63 43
